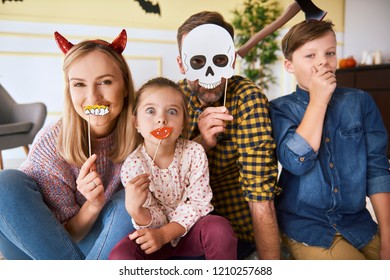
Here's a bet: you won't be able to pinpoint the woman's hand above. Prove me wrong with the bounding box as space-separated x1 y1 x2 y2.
76 154 105 211
66 154 105 241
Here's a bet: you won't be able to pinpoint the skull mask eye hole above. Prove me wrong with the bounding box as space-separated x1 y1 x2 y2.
213 54 228 67
190 55 206 70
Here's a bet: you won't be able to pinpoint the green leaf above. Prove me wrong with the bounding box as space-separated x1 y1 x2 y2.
232 0 282 90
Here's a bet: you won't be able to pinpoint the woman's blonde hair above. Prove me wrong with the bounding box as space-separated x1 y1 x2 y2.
57 41 137 167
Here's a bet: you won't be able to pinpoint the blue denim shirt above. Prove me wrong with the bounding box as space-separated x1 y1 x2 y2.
270 86 390 249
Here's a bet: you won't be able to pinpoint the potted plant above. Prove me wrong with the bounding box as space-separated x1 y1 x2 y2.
232 0 282 90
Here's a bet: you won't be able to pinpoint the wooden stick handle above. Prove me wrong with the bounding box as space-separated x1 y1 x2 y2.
152 139 162 164
88 115 91 158
236 2 301 58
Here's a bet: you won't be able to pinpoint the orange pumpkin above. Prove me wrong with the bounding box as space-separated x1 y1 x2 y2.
339 56 356 69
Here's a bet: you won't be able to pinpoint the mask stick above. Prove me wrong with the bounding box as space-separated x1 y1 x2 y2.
84 105 109 158
88 115 91 158
151 139 162 165
223 79 228 107
149 127 173 165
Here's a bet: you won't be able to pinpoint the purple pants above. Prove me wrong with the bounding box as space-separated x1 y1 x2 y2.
108 215 237 260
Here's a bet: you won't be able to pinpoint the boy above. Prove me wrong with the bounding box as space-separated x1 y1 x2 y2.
270 20 390 259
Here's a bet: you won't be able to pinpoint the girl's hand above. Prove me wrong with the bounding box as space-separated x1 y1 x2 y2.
129 228 165 254
124 173 151 216
76 154 105 211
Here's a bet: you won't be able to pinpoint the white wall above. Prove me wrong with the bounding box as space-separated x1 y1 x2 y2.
344 0 390 63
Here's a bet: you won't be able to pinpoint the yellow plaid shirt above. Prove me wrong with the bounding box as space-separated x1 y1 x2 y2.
179 76 280 243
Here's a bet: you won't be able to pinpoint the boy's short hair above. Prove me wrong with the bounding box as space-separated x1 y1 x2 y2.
282 20 335 61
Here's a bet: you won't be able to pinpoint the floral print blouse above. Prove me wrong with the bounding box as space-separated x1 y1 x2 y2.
121 138 213 245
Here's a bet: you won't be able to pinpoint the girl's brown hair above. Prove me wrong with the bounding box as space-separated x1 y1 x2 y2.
58 41 137 166
133 77 189 144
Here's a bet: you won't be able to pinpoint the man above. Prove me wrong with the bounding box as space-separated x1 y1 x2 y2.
176 11 281 259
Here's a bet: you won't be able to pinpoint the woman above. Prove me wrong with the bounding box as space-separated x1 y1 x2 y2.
0 30 138 259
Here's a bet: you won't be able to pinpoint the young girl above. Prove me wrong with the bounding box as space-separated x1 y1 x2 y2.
0 30 137 259
109 77 237 260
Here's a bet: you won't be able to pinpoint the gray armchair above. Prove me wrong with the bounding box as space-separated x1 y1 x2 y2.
0 83 47 169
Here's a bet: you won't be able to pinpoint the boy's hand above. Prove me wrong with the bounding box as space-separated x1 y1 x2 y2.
309 66 337 108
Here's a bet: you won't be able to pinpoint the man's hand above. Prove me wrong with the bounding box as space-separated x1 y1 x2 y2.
197 106 233 151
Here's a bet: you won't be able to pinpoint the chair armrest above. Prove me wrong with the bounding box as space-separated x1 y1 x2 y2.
12 102 47 139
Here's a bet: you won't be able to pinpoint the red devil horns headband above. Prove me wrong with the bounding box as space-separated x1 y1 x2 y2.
54 29 127 55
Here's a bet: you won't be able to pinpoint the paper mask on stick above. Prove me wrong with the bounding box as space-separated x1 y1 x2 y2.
150 126 173 164
83 105 110 157
181 24 235 90
84 105 110 116
150 127 173 139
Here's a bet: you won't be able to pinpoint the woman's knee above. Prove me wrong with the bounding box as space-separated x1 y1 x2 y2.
0 170 38 203
101 189 132 228
106 188 127 215
0 169 24 185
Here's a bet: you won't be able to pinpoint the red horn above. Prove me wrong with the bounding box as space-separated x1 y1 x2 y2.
110 29 127 54
54 31 74 54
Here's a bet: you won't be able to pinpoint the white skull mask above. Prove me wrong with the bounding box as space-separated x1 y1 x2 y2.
181 24 236 89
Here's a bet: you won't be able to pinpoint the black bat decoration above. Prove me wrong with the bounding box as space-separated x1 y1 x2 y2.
134 0 160 16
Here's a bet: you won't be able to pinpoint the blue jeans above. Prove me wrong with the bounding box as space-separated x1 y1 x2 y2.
0 169 134 260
